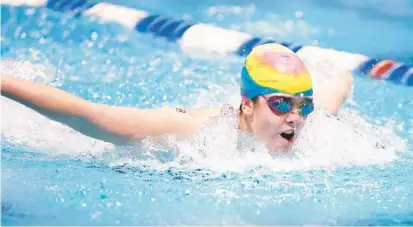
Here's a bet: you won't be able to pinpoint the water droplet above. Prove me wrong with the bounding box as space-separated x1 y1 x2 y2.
295 11 303 18
91 32 98 41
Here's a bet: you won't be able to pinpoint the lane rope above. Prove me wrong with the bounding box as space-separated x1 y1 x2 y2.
1 0 412 86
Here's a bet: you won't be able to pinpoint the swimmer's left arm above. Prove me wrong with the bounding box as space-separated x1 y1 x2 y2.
313 70 353 115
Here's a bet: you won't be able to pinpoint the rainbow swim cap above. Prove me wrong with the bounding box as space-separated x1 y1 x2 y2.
240 43 313 99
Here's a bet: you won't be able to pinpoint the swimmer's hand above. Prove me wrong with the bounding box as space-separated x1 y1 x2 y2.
1 75 220 145
313 70 353 115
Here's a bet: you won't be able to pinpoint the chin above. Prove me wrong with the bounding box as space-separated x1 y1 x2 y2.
266 141 292 153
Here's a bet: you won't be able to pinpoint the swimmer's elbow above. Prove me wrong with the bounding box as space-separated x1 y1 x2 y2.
71 104 138 145
334 71 353 114
318 92 349 116
69 114 133 145
80 105 205 145
315 70 353 115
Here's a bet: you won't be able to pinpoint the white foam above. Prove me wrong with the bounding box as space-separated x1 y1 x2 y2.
102 97 406 174
292 108 406 168
112 62 407 173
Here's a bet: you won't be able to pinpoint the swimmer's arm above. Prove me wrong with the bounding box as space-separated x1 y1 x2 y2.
1 76 218 145
314 70 353 115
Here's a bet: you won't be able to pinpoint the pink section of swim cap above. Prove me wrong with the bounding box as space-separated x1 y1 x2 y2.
258 51 307 75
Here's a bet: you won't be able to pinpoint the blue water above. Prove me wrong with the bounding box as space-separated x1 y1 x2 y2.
1 1 413 225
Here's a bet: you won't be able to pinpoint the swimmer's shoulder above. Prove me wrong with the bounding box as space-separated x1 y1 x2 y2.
126 104 237 144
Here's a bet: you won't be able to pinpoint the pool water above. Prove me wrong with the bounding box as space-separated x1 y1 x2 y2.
1 1 413 225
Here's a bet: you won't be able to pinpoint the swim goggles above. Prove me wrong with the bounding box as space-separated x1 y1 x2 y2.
262 95 314 117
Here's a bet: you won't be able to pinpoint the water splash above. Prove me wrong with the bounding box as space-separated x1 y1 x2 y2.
1 56 407 176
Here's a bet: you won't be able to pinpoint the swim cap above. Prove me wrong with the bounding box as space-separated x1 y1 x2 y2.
240 43 313 99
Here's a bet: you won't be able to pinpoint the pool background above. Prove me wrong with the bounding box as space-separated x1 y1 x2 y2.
1 0 413 225
104 0 413 62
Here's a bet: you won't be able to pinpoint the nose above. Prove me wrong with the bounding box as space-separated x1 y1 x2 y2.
285 108 302 127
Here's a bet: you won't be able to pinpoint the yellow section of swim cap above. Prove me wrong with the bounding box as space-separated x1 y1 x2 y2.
245 43 313 95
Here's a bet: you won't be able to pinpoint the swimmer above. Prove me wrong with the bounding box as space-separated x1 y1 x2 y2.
1 43 353 152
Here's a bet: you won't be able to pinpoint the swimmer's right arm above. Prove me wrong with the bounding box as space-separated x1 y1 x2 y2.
1 75 219 145
314 70 353 115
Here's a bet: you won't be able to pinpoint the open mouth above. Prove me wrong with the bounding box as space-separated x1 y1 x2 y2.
280 131 295 141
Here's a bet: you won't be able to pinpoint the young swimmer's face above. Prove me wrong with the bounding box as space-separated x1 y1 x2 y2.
239 43 315 152
242 93 314 152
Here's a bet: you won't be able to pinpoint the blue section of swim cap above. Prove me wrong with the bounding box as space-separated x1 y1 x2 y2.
240 66 279 98
386 64 410 83
357 58 380 75
299 89 313 96
240 66 313 98
135 15 194 42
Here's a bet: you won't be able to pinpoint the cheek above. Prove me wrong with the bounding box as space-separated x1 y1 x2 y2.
296 118 306 131
252 109 282 133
